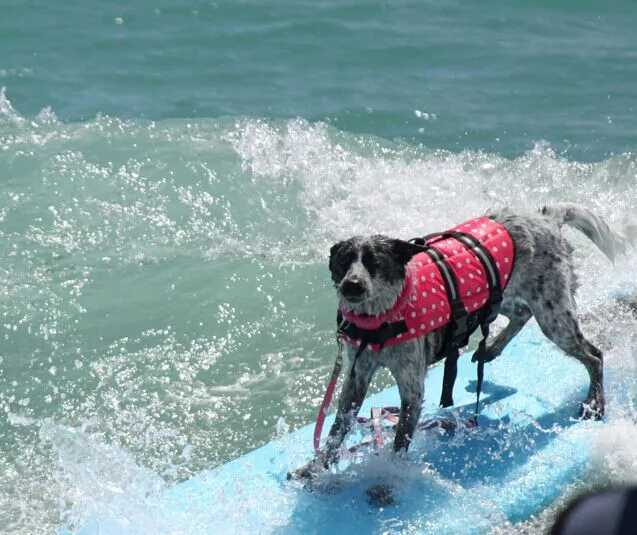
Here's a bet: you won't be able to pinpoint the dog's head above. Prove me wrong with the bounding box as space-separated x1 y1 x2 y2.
329 235 421 316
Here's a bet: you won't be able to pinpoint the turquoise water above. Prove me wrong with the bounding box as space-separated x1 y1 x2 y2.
2 1 637 533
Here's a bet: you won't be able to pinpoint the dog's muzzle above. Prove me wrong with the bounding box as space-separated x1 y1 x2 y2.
340 279 365 299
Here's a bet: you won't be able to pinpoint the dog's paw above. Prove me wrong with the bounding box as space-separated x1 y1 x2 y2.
287 459 325 482
366 483 396 507
579 400 604 421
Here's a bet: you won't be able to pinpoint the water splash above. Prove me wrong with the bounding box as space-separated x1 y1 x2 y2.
0 86 25 124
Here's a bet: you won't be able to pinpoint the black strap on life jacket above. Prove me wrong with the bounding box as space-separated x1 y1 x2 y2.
411 230 505 421
408 235 468 409
442 231 507 419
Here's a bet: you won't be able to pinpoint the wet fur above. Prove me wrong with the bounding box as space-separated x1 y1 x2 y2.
291 204 635 480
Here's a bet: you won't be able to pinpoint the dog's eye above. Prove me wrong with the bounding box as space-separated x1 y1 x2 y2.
362 250 380 276
331 250 356 281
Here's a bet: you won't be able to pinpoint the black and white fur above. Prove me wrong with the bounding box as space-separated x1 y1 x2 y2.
291 204 635 480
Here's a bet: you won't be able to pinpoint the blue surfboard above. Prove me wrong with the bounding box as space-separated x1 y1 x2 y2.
60 322 634 535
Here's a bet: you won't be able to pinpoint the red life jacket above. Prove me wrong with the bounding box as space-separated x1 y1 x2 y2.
339 217 514 351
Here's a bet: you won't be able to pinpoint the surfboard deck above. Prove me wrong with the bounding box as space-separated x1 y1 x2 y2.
61 323 632 535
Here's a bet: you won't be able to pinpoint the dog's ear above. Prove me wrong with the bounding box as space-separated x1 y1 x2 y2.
329 241 346 274
392 239 420 266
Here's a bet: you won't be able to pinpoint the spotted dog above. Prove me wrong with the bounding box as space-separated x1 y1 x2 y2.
291 204 635 480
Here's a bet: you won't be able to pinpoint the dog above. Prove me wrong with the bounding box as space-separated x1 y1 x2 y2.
290 204 635 481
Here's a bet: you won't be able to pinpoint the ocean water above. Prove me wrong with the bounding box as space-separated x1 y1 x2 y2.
2 1 637 533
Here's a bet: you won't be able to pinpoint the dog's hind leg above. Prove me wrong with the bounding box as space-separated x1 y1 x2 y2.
530 299 604 420
483 303 532 361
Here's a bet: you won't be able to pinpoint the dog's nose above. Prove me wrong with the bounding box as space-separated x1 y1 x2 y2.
341 279 365 298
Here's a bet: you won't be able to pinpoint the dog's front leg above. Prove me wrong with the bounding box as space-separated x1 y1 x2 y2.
389 337 433 452
393 378 424 452
322 347 377 466
288 347 377 481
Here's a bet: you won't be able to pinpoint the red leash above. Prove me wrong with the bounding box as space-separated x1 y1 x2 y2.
313 335 344 456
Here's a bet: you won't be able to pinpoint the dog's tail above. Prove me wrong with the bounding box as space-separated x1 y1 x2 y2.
541 203 637 263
